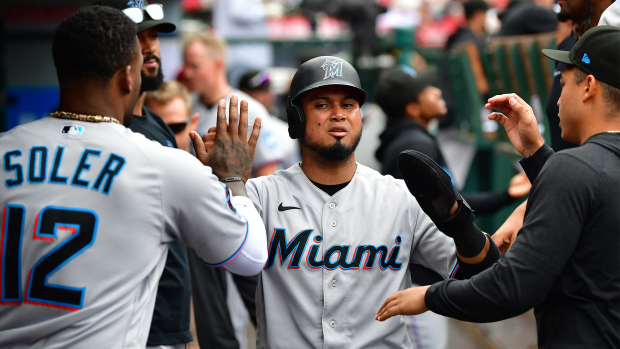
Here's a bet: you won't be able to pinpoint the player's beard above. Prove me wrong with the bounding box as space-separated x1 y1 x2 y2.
302 126 362 162
140 54 164 93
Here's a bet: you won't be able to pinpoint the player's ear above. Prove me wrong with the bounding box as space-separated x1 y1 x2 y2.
119 65 133 94
582 75 597 103
189 113 200 131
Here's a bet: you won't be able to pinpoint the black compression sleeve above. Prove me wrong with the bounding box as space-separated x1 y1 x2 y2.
519 143 554 184
453 234 501 279
462 190 513 216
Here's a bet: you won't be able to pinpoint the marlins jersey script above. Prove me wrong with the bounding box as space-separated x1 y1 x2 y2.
246 164 457 349
0 117 249 348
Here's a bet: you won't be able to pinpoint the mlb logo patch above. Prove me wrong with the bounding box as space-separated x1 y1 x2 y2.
60 125 84 136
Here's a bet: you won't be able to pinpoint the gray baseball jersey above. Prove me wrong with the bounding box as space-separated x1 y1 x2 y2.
246 163 457 349
0 117 250 348
192 89 284 170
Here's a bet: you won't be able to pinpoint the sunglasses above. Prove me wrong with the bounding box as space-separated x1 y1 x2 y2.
123 3 164 23
167 116 193 134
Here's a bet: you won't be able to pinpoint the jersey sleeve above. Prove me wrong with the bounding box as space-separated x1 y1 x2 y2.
245 178 265 216
252 115 284 171
409 204 457 280
159 151 250 266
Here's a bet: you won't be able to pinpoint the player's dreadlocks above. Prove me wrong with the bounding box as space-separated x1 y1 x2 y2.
52 6 138 84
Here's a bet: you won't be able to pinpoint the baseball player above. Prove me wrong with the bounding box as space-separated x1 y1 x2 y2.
0 7 266 348
196 56 500 348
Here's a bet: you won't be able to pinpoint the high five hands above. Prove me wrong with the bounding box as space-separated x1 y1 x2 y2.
486 94 545 158
190 95 261 184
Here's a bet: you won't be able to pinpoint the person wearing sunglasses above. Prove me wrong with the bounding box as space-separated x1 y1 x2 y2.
91 2 196 349
146 81 201 153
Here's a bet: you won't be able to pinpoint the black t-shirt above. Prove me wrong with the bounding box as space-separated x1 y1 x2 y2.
545 35 578 152
129 106 177 148
128 107 193 345
426 134 620 348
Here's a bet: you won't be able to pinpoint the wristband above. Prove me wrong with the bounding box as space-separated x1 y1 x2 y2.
221 177 245 184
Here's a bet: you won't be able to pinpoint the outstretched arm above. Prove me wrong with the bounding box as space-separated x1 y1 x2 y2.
377 154 591 322
398 151 500 279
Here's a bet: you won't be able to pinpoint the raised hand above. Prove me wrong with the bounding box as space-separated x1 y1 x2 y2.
507 172 531 199
375 285 431 321
190 95 261 183
486 94 545 158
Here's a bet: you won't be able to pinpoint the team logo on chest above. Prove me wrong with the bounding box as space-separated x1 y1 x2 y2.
321 59 344 80
265 228 403 271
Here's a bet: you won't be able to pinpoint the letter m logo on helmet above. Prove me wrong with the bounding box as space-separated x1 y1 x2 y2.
321 59 343 80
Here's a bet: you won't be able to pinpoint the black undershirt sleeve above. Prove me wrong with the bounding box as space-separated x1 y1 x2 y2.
519 143 554 184
424 153 595 322
462 190 513 216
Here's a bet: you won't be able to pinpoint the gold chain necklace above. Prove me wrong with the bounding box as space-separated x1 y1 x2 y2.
50 111 120 124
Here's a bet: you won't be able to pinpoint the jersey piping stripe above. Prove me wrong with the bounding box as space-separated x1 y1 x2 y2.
450 263 460 278
201 217 249 268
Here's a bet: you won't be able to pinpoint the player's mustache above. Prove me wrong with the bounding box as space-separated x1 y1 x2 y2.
143 54 160 65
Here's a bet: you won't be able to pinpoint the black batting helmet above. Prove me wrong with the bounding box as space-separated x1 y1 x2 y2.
286 56 368 139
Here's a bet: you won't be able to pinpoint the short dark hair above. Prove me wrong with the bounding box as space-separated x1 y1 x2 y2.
464 0 488 20
52 6 138 84
566 65 620 115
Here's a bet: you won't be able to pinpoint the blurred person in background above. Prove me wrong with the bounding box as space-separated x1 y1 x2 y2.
213 0 272 88
495 0 559 36
183 33 283 177
374 64 530 349
599 0 620 25
446 0 489 54
182 33 283 349
239 69 301 170
92 2 196 349
375 66 530 217
145 81 200 153
546 0 613 151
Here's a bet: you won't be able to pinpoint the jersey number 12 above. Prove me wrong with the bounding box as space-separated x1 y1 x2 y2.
1 204 98 311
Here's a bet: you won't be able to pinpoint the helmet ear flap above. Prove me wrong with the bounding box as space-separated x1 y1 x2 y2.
285 96 305 140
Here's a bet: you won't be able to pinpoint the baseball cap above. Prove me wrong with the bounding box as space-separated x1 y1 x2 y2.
375 65 437 118
92 0 175 33
542 25 620 89
239 70 270 91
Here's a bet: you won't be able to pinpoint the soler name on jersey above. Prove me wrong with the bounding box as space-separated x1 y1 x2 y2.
3 146 125 194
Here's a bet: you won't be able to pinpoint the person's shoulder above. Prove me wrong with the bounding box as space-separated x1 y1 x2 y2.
248 163 303 186
542 146 603 180
355 163 408 189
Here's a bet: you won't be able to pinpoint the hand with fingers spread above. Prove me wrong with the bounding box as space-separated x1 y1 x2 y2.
190 95 261 185
486 94 545 158
375 285 431 321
